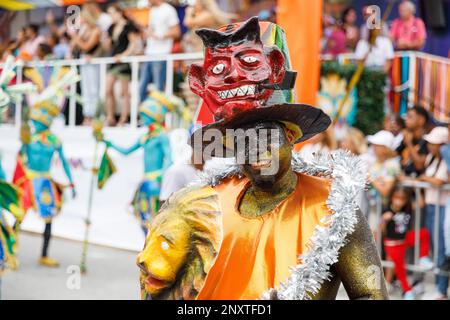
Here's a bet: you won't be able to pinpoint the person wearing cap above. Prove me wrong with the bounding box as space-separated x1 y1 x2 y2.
101 91 173 234
136 17 388 300
367 130 401 206
419 126 449 299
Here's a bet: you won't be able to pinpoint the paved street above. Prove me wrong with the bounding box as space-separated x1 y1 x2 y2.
1 232 140 300
1 232 439 300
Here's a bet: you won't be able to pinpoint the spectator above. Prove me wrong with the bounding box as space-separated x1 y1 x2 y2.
68 9 102 125
396 106 429 177
381 185 433 299
360 3 390 41
104 4 140 126
8 27 27 58
322 21 347 57
46 10 67 40
419 126 449 299
35 43 53 61
299 127 337 162
340 127 371 218
384 113 406 150
83 0 112 35
340 127 368 156
183 0 235 53
139 0 181 102
21 24 45 60
342 7 359 51
390 0 427 51
50 33 70 60
367 130 400 205
354 27 394 72
441 125 450 271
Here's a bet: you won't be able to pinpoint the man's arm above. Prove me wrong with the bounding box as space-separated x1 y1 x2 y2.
160 134 172 171
105 139 141 156
334 209 389 300
404 132 426 172
57 145 76 197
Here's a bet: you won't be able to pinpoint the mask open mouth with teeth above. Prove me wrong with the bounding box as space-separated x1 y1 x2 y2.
188 17 285 121
217 84 257 100
188 17 332 158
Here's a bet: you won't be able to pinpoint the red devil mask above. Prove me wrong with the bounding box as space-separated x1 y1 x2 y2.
188 17 286 121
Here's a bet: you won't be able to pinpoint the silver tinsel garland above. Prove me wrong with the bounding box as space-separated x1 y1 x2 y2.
193 150 367 300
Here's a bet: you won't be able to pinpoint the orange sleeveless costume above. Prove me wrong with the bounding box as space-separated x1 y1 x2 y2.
197 172 331 299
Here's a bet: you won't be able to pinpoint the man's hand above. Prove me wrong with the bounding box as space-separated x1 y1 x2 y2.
382 211 393 222
404 130 413 147
113 55 122 63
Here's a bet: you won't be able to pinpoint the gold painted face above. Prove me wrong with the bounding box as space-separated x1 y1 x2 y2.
137 217 191 295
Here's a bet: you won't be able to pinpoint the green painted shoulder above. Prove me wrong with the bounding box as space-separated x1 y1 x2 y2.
47 133 62 148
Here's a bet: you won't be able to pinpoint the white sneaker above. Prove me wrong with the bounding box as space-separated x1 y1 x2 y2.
412 282 425 296
418 257 434 271
423 291 449 300
403 290 416 300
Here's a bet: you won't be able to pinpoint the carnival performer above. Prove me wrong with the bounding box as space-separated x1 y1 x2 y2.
137 17 388 300
0 55 34 275
0 164 23 273
101 91 172 234
13 67 78 268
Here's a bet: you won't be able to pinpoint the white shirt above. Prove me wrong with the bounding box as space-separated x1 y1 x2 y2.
97 12 112 32
159 163 199 201
145 3 179 55
354 36 394 68
424 154 449 206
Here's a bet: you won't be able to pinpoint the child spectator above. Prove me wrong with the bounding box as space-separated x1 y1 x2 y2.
367 130 400 205
381 186 433 299
419 126 449 299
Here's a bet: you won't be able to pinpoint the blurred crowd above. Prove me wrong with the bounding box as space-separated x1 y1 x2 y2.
0 0 237 126
302 106 450 300
322 0 426 72
0 0 436 126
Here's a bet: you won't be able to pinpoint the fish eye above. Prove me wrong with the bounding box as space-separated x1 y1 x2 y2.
242 56 258 64
212 63 225 75
161 241 169 250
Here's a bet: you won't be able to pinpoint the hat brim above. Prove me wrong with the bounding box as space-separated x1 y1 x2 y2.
189 103 331 158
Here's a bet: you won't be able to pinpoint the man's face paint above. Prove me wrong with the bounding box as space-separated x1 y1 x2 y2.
237 122 292 186
189 41 285 120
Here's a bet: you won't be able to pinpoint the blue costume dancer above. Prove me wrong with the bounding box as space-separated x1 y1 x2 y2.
14 68 78 267
0 55 34 277
103 91 172 233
